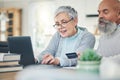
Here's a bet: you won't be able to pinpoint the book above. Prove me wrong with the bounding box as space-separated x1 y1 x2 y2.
0 61 19 66
0 65 23 73
0 53 20 61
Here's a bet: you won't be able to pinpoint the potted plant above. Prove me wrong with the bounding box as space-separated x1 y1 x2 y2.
78 49 102 72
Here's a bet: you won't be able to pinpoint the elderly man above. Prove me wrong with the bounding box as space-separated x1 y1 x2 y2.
97 0 120 57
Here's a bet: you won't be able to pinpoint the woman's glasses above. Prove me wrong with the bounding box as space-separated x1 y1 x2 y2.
53 18 73 28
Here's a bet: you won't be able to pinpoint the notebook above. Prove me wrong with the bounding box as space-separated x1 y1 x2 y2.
7 36 35 67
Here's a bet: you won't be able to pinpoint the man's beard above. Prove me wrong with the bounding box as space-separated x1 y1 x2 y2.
98 18 117 35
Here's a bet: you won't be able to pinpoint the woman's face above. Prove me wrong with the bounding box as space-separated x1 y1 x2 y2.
54 12 78 37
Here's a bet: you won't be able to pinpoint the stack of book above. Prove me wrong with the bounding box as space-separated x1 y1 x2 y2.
0 53 23 73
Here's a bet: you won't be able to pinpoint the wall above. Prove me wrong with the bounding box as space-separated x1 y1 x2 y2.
0 0 101 52
0 0 30 36
0 0 101 35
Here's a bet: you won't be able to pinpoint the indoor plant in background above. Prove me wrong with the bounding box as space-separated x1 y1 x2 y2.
78 49 102 72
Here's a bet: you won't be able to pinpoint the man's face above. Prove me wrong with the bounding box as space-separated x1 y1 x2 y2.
54 12 78 37
98 1 119 24
98 0 119 34
98 18 117 34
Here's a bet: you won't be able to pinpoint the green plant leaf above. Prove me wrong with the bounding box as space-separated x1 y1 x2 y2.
80 49 102 61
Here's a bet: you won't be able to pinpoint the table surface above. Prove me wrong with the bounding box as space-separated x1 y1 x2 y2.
15 64 120 80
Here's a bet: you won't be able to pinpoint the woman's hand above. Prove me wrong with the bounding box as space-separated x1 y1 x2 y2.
77 52 80 60
41 54 60 65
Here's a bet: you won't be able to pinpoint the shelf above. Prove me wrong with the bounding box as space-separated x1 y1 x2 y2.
0 8 22 41
86 14 98 17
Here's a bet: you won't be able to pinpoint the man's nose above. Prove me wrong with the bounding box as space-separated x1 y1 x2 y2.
98 12 104 18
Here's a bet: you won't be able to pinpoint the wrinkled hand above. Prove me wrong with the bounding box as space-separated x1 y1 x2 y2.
41 54 60 65
77 52 80 59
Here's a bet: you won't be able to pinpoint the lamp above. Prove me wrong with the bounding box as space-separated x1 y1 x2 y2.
0 11 9 21
0 0 9 22
0 1 9 41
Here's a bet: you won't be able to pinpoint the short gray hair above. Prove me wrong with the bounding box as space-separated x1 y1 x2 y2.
54 6 78 19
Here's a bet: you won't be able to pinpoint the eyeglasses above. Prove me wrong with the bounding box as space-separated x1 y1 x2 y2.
53 18 73 28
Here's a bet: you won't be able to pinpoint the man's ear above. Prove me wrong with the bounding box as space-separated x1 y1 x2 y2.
117 9 120 18
118 11 120 18
118 12 120 19
118 12 120 24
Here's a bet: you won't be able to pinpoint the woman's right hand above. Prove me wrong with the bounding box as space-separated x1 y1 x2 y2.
41 54 54 64
41 54 60 65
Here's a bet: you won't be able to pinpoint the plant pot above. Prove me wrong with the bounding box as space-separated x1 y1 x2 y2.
78 61 101 73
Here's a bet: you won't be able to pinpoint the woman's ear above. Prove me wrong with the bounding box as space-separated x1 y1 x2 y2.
74 17 78 25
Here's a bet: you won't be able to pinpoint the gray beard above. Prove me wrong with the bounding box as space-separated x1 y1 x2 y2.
98 18 117 35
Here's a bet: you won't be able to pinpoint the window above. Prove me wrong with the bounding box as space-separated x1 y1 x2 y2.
28 1 56 56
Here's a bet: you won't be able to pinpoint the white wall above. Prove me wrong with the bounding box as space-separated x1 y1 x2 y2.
54 0 101 33
0 0 101 35
0 0 101 51
0 0 30 36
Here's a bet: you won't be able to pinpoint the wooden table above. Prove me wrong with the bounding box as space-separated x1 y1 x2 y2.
0 71 18 80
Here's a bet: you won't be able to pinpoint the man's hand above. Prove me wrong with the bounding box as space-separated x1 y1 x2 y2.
41 54 60 65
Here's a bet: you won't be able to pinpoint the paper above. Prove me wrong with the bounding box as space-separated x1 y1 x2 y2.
0 53 4 61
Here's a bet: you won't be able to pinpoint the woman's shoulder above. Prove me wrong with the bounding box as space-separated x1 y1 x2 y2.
52 31 61 39
77 26 86 31
77 26 93 35
77 26 95 38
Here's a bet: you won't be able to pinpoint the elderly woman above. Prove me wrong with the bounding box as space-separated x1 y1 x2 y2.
37 6 95 67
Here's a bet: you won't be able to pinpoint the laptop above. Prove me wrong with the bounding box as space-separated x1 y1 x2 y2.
7 36 35 67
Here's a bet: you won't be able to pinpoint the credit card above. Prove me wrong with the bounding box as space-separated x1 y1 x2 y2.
66 52 78 59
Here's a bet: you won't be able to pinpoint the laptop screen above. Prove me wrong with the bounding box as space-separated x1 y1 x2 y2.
7 36 35 67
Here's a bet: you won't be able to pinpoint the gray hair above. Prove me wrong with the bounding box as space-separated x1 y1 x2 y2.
54 6 78 19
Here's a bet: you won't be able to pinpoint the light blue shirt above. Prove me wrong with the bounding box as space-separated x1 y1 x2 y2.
37 26 95 67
